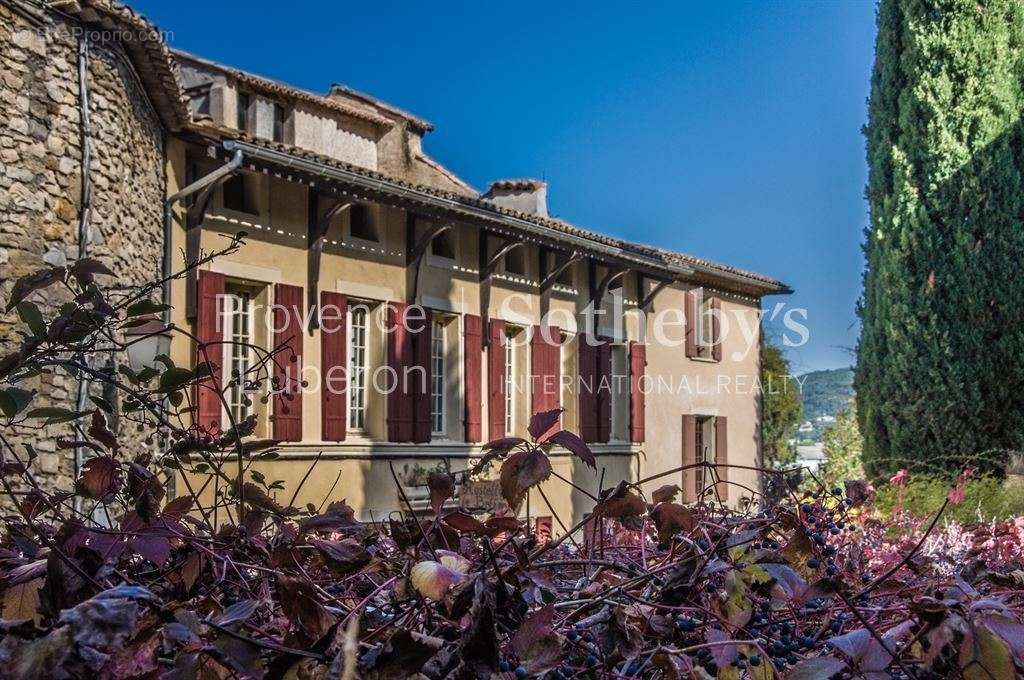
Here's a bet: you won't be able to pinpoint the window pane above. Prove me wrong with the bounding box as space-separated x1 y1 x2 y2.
431 320 445 434
225 291 253 424
236 92 249 131
505 330 515 435
348 307 368 430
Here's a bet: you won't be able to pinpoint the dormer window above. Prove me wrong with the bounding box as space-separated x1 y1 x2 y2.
236 91 251 132
348 204 379 243
272 102 286 143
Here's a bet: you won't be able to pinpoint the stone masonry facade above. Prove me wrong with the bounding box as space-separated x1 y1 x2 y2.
0 3 167 494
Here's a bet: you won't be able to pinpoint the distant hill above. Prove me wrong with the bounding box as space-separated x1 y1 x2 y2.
798 368 855 420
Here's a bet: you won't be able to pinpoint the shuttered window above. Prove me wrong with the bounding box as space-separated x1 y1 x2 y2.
504 329 516 435
431 319 445 435
224 289 254 424
348 305 369 431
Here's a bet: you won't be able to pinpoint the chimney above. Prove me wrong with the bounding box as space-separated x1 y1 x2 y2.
483 179 548 217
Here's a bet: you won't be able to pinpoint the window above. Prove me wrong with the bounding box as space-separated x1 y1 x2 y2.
694 288 715 358
236 91 250 132
430 319 446 435
695 416 716 493
222 173 260 215
272 103 286 143
348 305 369 430
430 230 456 261
505 329 516 435
504 245 526 276
610 344 629 441
554 253 575 286
223 288 254 424
348 204 379 243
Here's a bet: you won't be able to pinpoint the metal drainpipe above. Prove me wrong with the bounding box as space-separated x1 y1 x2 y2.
72 35 93 481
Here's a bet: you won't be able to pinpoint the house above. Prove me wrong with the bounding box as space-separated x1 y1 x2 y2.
0 0 790 525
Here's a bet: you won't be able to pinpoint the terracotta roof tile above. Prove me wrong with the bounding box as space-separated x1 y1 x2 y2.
189 124 788 294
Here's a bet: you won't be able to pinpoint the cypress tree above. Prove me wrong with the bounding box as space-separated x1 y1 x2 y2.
858 0 1024 478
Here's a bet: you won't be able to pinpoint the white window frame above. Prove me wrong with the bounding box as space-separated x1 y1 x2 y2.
222 289 255 425
609 343 630 442
347 304 370 431
430 318 446 436
504 329 516 436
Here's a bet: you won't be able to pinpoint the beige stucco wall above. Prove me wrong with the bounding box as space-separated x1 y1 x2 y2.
166 150 767 525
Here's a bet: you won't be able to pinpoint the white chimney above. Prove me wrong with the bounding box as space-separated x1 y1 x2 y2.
483 179 548 217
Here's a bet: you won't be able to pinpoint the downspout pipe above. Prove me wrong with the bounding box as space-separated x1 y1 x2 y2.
161 148 244 322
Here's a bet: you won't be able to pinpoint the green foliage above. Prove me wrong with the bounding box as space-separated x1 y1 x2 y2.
797 368 854 421
761 340 802 467
858 0 1024 478
875 474 1024 523
820 402 864 487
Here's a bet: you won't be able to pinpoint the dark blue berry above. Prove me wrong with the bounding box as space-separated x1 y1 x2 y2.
515 666 528 679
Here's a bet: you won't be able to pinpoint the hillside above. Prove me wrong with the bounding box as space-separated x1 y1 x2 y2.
798 367 855 420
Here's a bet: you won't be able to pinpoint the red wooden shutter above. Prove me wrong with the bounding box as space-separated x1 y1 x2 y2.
320 292 347 441
530 326 561 439
272 283 304 442
681 414 697 503
629 342 646 443
530 325 545 417
714 416 729 501
464 315 483 442
685 290 698 358
711 296 722 362
578 338 598 443
488 320 507 441
596 340 612 443
548 326 562 417
387 302 413 442
411 307 432 444
195 270 225 436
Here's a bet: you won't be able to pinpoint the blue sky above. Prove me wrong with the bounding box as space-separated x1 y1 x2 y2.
135 1 876 373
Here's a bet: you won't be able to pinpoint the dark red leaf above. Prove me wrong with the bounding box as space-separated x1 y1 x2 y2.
545 429 595 468
443 511 488 535
76 455 122 501
499 447 552 509
528 408 563 440
427 471 455 514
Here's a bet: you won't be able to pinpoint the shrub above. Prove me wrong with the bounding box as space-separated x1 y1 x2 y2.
875 474 1024 523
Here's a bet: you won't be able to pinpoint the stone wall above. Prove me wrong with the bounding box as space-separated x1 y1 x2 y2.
0 4 166 494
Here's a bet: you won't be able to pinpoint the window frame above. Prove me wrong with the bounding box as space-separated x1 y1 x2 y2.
430 317 446 436
693 288 715 359
504 328 517 436
222 288 255 426
272 102 287 143
236 90 251 132
695 415 717 493
609 342 630 442
347 303 370 432
344 203 382 247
